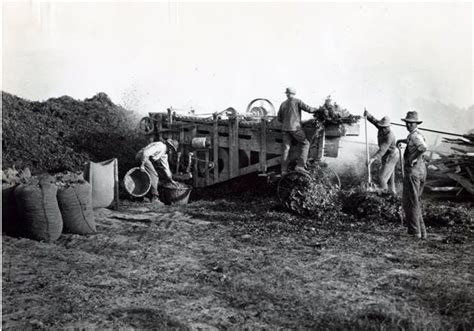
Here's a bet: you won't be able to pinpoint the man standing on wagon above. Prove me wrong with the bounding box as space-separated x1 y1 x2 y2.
363 109 399 193
277 87 318 175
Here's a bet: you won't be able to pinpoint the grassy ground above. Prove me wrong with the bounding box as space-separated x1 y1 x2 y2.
2 185 473 330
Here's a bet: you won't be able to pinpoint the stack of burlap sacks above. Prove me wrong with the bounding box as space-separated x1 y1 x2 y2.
2 169 96 241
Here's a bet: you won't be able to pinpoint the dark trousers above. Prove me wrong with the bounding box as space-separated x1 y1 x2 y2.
281 129 310 172
402 161 427 237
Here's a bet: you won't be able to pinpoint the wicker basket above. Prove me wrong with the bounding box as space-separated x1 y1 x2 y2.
123 167 151 197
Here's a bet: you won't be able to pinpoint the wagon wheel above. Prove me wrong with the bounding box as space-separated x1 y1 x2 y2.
139 117 154 134
277 171 313 204
246 98 276 117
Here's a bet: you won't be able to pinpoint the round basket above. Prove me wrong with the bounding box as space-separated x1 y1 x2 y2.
161 185 192 205
123 167 151 197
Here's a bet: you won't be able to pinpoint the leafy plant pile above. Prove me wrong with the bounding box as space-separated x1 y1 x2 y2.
340 186 403 223
422 200 473 227
340 186 473 228
279 171 340 217
287 181 340 217
314 95 361 125
2 92 148 178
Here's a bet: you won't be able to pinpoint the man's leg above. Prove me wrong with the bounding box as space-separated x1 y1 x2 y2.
290 129 310 168
402 171 423 237
143 159 159 197
281 132 292 174
379 161 390 191
418 164 427 238
380 155 398 193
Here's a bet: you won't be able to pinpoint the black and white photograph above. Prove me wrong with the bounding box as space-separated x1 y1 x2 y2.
2 0 473 329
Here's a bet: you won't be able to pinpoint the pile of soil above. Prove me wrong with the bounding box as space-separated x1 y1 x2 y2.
2 92 148 177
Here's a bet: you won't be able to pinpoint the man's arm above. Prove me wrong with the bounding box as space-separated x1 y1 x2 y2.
298 100 317 114
277 103 284 122
363 110 380 128
407 134 427 165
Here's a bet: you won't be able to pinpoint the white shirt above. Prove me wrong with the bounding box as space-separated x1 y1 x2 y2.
137 142 167 162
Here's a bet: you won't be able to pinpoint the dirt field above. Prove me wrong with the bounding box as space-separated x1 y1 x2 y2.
2 185 473 330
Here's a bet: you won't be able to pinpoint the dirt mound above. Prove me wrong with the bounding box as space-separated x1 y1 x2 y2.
2 92 147 177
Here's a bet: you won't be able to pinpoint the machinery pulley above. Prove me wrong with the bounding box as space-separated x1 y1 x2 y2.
246 98 276 117
139 117 154 134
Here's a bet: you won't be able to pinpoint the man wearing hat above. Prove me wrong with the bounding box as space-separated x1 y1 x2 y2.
136 138 179 203
396 111 428 239
278 87 318 174
363 109 399 193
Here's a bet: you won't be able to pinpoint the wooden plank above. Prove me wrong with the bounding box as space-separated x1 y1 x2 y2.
167 108 173 126
260 118 267 173
216 137 281 154
446 173 474 194
157 114 163 141
238 157 281 176
228 120 234 180
324 124 345 137
193 152 198 187
344 123 360 136
466 167 473 182
114 159 120 210
213 114 219 184
205 149 210 186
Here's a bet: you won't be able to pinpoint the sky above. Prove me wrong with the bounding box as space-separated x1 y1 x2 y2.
2 1 473 145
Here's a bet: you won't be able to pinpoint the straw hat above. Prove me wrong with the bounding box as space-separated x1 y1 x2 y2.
401 111 422 124
378 116 391 127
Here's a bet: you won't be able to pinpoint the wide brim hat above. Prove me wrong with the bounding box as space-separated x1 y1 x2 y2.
285 87 296 95
401 111 422 124
165 138 179 151
378 116 391 127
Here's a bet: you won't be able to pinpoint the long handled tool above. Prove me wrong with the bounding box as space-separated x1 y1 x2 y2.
364 110 375 189
398 146 404 179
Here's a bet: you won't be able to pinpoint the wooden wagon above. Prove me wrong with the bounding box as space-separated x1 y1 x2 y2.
140 102 360 188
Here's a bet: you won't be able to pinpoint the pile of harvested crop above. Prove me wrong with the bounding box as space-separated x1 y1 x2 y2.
340 187 473 228
2 92 148 177
422 200 472 227
314 95 361 125
279 172 340 217
340 186 403 223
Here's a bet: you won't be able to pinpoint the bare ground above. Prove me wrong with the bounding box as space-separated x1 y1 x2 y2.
2 193 473 330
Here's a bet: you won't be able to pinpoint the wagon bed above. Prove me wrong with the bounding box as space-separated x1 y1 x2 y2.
145 109 360 187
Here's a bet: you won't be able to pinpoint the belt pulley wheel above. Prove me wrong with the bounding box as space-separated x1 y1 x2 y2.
246 98 276 117
139 117 154 134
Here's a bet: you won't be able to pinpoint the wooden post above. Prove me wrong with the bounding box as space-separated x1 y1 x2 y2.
157 114 163 141
228 115 239 178
193 153 198 187
114 158 120 210
204 149 210 186
213 114 219 182
259 118 267 173
167 108 173 126
228 119 234 180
